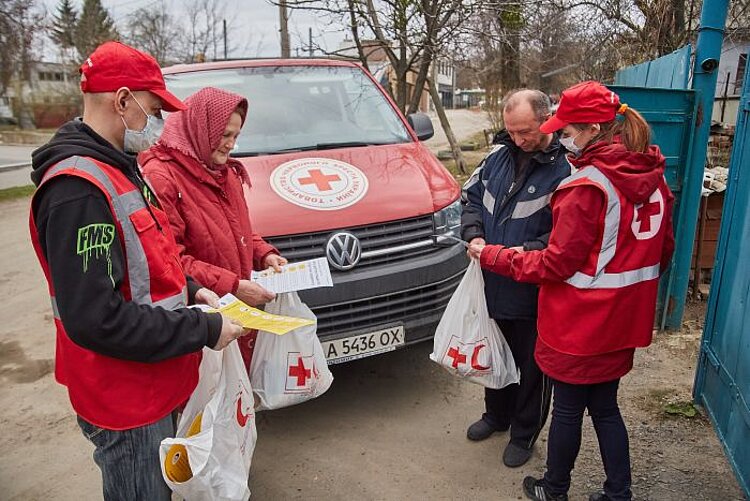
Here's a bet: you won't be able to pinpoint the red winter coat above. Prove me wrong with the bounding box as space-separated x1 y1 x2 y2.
480 141 675 384
141 145 277 297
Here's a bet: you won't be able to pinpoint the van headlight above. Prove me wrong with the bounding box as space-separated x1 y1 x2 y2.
433 199 462 246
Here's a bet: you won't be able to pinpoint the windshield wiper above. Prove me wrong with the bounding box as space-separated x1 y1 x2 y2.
275 141 394 153
234 141 396 157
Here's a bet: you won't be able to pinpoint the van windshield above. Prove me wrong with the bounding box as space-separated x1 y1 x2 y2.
164 65 412 156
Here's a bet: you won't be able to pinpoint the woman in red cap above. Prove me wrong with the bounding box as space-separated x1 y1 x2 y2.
468 81 675 501
141 87 286 369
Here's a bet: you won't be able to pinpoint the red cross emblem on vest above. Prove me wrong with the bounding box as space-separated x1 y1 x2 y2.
298 169 341 192
632 189 664 240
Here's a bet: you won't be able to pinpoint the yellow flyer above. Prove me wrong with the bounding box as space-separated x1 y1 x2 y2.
209 294 315 335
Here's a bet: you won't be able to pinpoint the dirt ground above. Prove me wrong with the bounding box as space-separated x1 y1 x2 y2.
0 194 744 500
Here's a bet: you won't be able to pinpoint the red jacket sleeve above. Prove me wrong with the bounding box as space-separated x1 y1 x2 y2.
480 185 605 284
251 233 279 271
145 167 240 295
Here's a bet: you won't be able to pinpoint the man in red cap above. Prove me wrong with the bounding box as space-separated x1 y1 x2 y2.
28 41 247 500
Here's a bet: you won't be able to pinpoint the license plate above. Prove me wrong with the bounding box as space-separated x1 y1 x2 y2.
322 326 405 365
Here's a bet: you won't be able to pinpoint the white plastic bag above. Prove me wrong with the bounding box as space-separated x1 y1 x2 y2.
430 260 520 389
160 341 256 501
250 292 333 410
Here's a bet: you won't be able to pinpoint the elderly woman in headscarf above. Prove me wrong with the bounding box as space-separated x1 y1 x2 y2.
140 87 286 369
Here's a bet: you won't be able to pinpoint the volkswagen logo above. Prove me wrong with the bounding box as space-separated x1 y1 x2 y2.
326 232 362 271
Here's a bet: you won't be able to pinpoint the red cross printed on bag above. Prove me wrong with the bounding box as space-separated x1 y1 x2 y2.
288 356 312 386
236 394 251 427
447 346 467 368
445 336 492 372
298 169 342 192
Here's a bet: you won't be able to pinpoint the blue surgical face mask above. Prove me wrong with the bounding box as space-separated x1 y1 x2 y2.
120 92 164 153
559 131 583 156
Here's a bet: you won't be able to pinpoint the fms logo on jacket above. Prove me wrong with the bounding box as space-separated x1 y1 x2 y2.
76 223 115 273
271 158 369 211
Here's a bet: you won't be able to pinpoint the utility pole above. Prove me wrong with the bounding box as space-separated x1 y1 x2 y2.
309 27 313 57
223 19 228 60
279 0 290 58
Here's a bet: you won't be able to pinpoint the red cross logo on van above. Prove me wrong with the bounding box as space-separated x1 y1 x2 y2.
299 169 341 192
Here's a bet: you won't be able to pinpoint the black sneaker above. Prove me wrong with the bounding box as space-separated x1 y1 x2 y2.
466 418 506 441
523 476 568 501
588 492 610 501
503 441 533 467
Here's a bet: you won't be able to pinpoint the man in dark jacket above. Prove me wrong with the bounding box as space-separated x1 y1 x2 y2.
461 89 571 467
29 42 246 500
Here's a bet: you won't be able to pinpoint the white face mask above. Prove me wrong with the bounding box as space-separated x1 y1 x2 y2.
559 131 583 156
120 92 164 153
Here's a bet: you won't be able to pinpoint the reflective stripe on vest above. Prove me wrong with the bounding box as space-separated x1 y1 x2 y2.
40 156 186 315
462 145 505 216
511 193 552 219
558 165 659 290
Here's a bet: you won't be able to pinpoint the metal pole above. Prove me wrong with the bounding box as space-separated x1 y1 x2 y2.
309 27 313 57
721 71 730 122
223 19 228 60
664 0 729 329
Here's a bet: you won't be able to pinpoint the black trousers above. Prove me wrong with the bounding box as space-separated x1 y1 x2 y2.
482 318 552 449
544 379 632 500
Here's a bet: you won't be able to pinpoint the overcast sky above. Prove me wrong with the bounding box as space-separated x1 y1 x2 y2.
40 0 346 60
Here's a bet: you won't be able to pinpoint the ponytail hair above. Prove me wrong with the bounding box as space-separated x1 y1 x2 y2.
614 107 651 153
572 106 652 153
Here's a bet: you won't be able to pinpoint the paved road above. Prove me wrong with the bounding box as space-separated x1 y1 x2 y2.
0 145 35 190
424 109 492 153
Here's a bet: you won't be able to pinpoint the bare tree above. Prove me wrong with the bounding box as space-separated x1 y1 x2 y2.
270 0 481 172
125 2 182 65
0 0 45 127
180 0 239 62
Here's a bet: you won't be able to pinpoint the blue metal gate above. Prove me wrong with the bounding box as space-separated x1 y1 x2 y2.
694 66 750 499
606 85 698 328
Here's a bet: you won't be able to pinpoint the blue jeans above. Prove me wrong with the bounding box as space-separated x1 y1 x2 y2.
544 379 632 501
77 414 175 501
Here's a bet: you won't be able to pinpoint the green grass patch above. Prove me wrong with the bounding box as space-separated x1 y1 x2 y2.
0 185 35 202
439 130 493 184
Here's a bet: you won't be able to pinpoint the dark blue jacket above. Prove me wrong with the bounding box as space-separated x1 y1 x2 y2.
461 131 571 320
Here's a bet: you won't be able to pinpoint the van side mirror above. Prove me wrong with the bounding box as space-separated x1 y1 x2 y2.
406 113 434 141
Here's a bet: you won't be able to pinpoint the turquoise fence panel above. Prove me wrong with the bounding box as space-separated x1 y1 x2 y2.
695 64 750 499
608 86 698 325
615 45 691 90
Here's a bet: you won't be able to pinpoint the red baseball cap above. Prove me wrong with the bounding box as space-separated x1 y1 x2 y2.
79 41 186 112
540 81 622 133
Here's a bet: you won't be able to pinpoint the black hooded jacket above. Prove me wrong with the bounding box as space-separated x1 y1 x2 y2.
31 119 222 363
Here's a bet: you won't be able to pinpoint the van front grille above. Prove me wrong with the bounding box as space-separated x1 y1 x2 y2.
312 269 464 336
265 214 440 270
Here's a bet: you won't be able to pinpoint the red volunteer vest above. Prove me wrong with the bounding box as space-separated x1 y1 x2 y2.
538 165 671 356
29 155 199 430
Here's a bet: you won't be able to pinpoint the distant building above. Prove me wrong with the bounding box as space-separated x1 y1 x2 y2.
1 61 80 128
713 31 750 124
